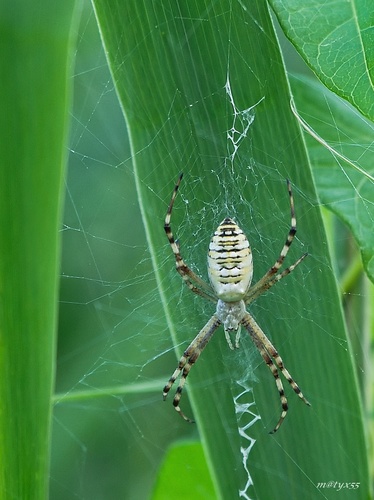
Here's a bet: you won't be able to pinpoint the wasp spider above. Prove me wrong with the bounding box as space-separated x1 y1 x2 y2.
163 174 310 433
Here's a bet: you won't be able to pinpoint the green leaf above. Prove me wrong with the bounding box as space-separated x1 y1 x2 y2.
89 1 370 498
271 0 374 120
290 74 374 283
152 441 216 500
0 1 79 498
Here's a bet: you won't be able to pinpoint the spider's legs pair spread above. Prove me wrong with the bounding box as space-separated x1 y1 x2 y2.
163 300 310 432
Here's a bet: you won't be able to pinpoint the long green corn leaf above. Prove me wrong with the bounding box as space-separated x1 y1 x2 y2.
0 1 78 498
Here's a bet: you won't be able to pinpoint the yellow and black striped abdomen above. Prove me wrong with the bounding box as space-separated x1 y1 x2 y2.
208 218 253 302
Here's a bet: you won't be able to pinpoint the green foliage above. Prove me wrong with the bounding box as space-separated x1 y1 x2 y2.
152 441 216 500
0 0 79 498
271 0 374 121
290 74 374 282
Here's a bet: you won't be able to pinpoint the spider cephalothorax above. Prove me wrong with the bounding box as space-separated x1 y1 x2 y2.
163 173 310 433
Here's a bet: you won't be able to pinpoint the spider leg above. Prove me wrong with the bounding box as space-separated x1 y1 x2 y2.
164 173 216 303
241 312 310 433
247 327 289 433
163 315 221 422
245 252 308 304
245 180 303 302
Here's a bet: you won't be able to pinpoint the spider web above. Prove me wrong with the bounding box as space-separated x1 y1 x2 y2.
51 2 372 499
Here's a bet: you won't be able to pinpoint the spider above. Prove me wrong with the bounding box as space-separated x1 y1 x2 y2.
163 173 310 433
